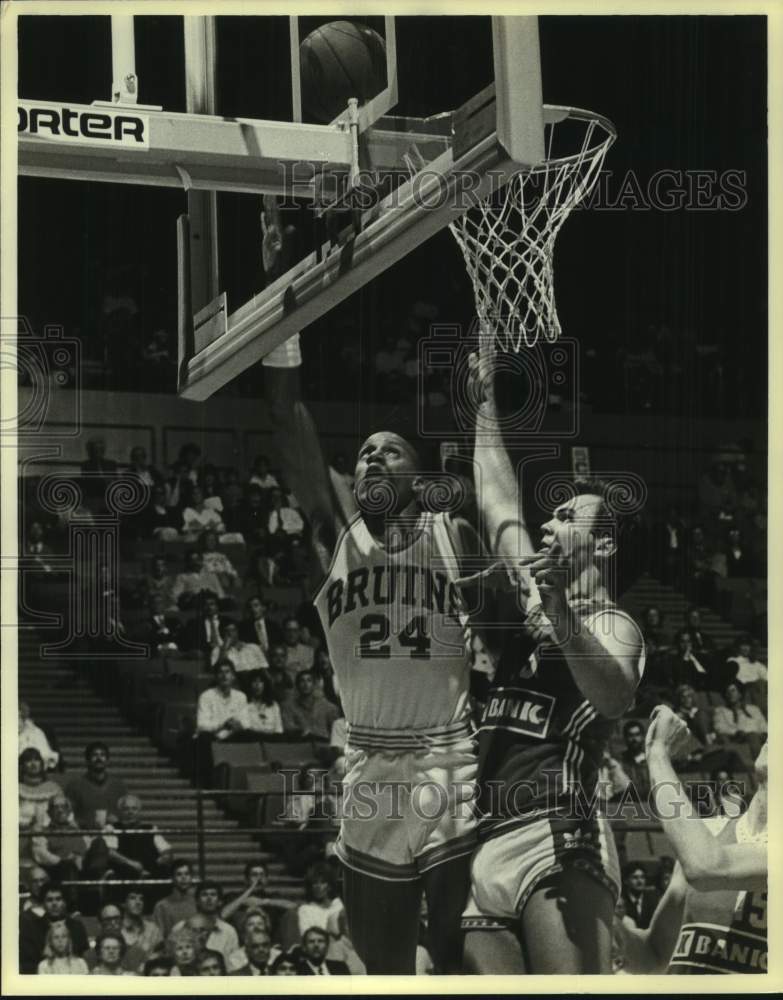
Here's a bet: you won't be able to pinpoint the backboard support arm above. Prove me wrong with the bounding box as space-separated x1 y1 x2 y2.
184 16 220 316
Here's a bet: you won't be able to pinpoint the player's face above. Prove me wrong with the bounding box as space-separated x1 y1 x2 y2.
354 432 420 514
539 494 609 569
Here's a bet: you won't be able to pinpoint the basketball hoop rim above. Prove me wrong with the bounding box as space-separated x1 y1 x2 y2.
524 103 617 173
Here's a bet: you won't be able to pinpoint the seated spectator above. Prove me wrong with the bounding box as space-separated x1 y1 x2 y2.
211 621 267 672
127 445 163 489
144 956 173 975
198 949 228 975
173 883 239 962
277 536 311 586
135 594 181 652
245 671 284 734
268 486 304 541
296 926 350 975
167 927 200 975
248 455 278 492
295 864 345 941
698 459 737 526
673 683 744 773
153 859 197 939
31 796 89 883
667 630 717 701
239 595 282 655
179 442 203 486
706 766 747 818
725 635 767 716
103 794 174 883
120 887 164 957
137 555 177 611
196 661 250 741
37 921 89 975
171 550 225 610
221 862 295 937
244 542 278 593
712 682 767 761
617 720 651 799
85 904 147 972
19 749 62 828
24 521 54 573
683 607 716 656
282 670 339 740
640 606 671 655
266 645 294 705
65 742 128 829
90 932 132 975
201 467 224 511
19 882 89 974
180 593 229 656
685 526 720 607
21 866 51 916
164 460 190 512
221 468 244 508
19 702 59 770
281 618 315 678
200 530 239 592
236 488 270 549
719 526 758 577
621 863 659 930
182 486 225 543
270 953 300 975
141 485 180 541
228 916 277 975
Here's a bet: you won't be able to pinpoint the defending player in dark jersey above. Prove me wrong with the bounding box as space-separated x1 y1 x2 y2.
460 349 645 974
617 705 767 974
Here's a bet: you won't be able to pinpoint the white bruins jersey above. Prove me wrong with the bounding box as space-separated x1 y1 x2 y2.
314 512 472 750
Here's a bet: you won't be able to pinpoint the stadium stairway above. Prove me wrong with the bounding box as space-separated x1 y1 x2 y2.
18 626 301 897
621 572 742 649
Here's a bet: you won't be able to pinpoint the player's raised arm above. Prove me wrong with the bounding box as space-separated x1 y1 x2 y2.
469 348 537 566
644 706 767 892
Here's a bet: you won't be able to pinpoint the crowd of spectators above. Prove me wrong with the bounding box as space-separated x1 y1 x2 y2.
18 425 767 976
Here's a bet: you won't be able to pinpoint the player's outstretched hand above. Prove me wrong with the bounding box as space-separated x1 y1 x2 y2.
645 704 692 760
516 547 569 620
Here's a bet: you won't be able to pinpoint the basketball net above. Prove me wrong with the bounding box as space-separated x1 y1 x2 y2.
449 108 616 353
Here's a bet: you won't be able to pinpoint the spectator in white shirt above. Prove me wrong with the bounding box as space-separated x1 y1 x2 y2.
268 487 304 540
197 661 249 740
18 702 59 770
281 617 315 679
245 671 284 734
726 635 768 685
171 550 225 609
248 455 279 492
173 884 239 962
211 621 267 672
295 864 345 940
182 486 225 543
200 531 239 592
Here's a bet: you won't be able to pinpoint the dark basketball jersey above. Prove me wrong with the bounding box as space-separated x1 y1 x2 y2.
669 815 767 974
476 599 644 836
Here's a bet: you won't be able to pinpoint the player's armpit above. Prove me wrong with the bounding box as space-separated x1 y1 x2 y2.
681 842 767 894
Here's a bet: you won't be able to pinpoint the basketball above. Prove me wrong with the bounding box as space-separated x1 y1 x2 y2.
299 20 386 124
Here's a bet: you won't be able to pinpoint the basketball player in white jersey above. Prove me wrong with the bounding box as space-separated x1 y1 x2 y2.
262 353 480 974
618 705 767 974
